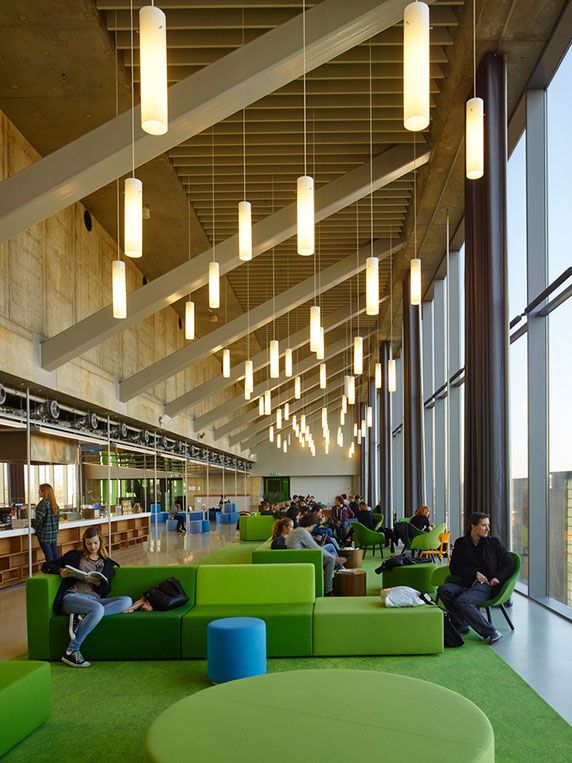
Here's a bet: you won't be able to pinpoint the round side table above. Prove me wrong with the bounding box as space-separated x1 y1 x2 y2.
334 569 367 596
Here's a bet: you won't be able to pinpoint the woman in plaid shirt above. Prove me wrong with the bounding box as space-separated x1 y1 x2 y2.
33 483 60 561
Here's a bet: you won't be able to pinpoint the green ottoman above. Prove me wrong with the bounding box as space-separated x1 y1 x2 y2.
145 669 494 762
313 596 443 655
0 661 51 757
381 561 437 592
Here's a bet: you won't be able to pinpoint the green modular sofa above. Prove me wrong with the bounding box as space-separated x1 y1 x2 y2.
181 563 315 658
251 539 324 597
239 514 276 541
26 565 197 661
0 661 51 758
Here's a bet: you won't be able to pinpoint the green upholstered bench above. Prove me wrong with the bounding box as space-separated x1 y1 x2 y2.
26 566 197 660
181 563 315 658
380 561 437 593
313 596 443 655
144 669 494 763
252 539 324 597
238 514 275 541
0 661 51 757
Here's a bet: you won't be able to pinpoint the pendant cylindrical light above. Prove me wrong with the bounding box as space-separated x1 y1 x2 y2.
349 442 355 458
361 419 367 438
321 406 328 430
276 408 282 430
410 258 422 305
367 406 373 428
284 402 290 420
222 349 231 378
347 376 356 405
365 256 379 315
112 260 127 320
388 358 397 392
297 175 314 256
340 410 345 426
292 414 297 429
403 1 430 132
264 389 271 416
324 439 329 455
185 300 195 340
316 327 325 361
319 363 327 390
269 340 280 378
466 97 484 180
209 261 220 309
310 305 321 351
294 376 301 400
284 348 293 377
258 396 264 416
283 441 288 454
245 387 251 401
353 422 358 438
357 429 362 445
124 177 143 258
139 5 168 136
244 359 253 394
341 394 347 415
353 336 363 375
238 201 252 261
375 362 382 389
300 414 306 431
276 433 281 449
269 425 274 443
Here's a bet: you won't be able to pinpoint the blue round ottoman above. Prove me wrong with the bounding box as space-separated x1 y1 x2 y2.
189 520 202 534
207 617 266 684
201 520 210 533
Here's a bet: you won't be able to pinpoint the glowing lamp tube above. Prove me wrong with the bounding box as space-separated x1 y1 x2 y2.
375 362 382 389
403 1 430 132
294 376 301 400
258 396 264 416
388 358 397 392
185 300 195 340
319 363 327 390
367 406 373 428
284 402 290 420
466 97 485 180
284 348 293 377
269 425 274 443
310 305 321 351
264 389 271 415
244 359 253 394
347 376 356 405
297 175 314 256
124 177 143 258
209 261 220 309
366 256 379 315
112 260 127 319
222 349 230 378
410 258 422 305
316 327 325 360
139 4 168 136
276 408 282 430
354 336 363 375
269 340 280 378
238 201 252 261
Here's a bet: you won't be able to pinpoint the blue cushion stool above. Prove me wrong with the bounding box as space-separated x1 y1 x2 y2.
201 520 210 533
207 617 266 684
165 519 179 532
188 511 203 521
189 520 203 534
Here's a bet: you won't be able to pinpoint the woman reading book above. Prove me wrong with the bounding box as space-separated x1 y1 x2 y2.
42 526 132 668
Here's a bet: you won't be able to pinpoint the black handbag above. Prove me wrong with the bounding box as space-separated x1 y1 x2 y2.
418 592 464 648
143 577 189 611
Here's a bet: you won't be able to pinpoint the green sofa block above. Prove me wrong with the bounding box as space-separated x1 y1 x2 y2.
239 514 275 541
380 562 437 593
313 596 444 655
27 566 197 661
0 661 51 757
182 563 315 658
252 540 324 597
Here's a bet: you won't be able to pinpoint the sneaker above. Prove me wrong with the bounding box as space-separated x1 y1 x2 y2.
486 630 503 645
458 626 470 635
68 613 84 641
61 650 91 668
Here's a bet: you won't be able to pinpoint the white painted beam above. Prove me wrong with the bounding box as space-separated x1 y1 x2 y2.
41 142 428 370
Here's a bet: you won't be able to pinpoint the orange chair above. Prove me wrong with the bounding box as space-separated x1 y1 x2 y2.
420 531 450 566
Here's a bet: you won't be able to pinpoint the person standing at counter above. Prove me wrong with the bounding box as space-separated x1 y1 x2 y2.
33 483 60 562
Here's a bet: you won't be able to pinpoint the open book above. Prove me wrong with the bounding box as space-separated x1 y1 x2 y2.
65 565 108 584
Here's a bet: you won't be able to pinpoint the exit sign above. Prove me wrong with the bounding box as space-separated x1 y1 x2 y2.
270 472 280 476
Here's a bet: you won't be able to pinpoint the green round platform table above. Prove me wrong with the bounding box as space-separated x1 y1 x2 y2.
144 669 494 763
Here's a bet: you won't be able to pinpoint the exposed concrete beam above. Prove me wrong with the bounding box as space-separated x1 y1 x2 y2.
167 295 387 418
41 141 427 371
0 0 422 245
119 237 402 402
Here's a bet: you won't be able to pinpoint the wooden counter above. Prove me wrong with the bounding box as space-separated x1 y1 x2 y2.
0 513 151 589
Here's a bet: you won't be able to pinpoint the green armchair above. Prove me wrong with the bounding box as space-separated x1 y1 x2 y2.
409 523 447 557
351 522 385 558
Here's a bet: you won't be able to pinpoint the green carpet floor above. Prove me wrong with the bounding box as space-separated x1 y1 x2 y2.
7 541 571 762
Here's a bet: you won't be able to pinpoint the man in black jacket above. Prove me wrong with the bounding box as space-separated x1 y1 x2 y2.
438 512 514 644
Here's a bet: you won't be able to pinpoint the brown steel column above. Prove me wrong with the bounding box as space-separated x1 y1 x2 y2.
379 341 393 524
464 52 509 543
402 273 424 516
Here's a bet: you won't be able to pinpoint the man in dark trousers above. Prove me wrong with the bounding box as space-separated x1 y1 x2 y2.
438 512 514 644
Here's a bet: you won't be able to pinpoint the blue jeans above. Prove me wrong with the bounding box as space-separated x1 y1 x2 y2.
438 581 496 639
62 593 133 652
39 541 59 562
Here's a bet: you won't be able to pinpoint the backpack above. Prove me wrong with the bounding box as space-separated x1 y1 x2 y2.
418 592 464 648
143 577 189 611
374 555 428 574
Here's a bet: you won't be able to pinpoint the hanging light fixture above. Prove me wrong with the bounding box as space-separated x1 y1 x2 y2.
112 260 127 320
300 414 306 431
316 328 325 361
353 422 358 438
367 406 373 428
283 441 288 454
294 376 301 400
357 429 362 445
284 348 293 377
258 396 264 417
337 428 343 447
319 363 327 390
244 359 253 395
276 408 282 430
139 4 168 135
310 305 321 352
361 418 366 438
208 261 220 309
340 409 345 426
375 362 382 389
269 340 280 378
349 442 355 458
264 389 271 416
347 376 356 405
292 413 297 430
353 336 363 375
284 402 290 421
124 178 143 258
341 394 347 415
366 256 379 316
466 0 484 179
403 1 430 132
269 425 274 443
321 406 328 430
388 357 397 392
222 349 231 378
324 439 329 455
296 0 314 256
410 258 422 305
185 300 195 340
238 201 252 262
277 433 282 449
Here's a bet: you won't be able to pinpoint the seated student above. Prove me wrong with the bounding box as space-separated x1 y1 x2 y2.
331 496 355 544
354 501 377 530
270 517 293 549
170 497 186 533
42 527 132 668
410 505 434 532
287 513 346 595
286 503 301 528
311 507 340 552
259 502 275 516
